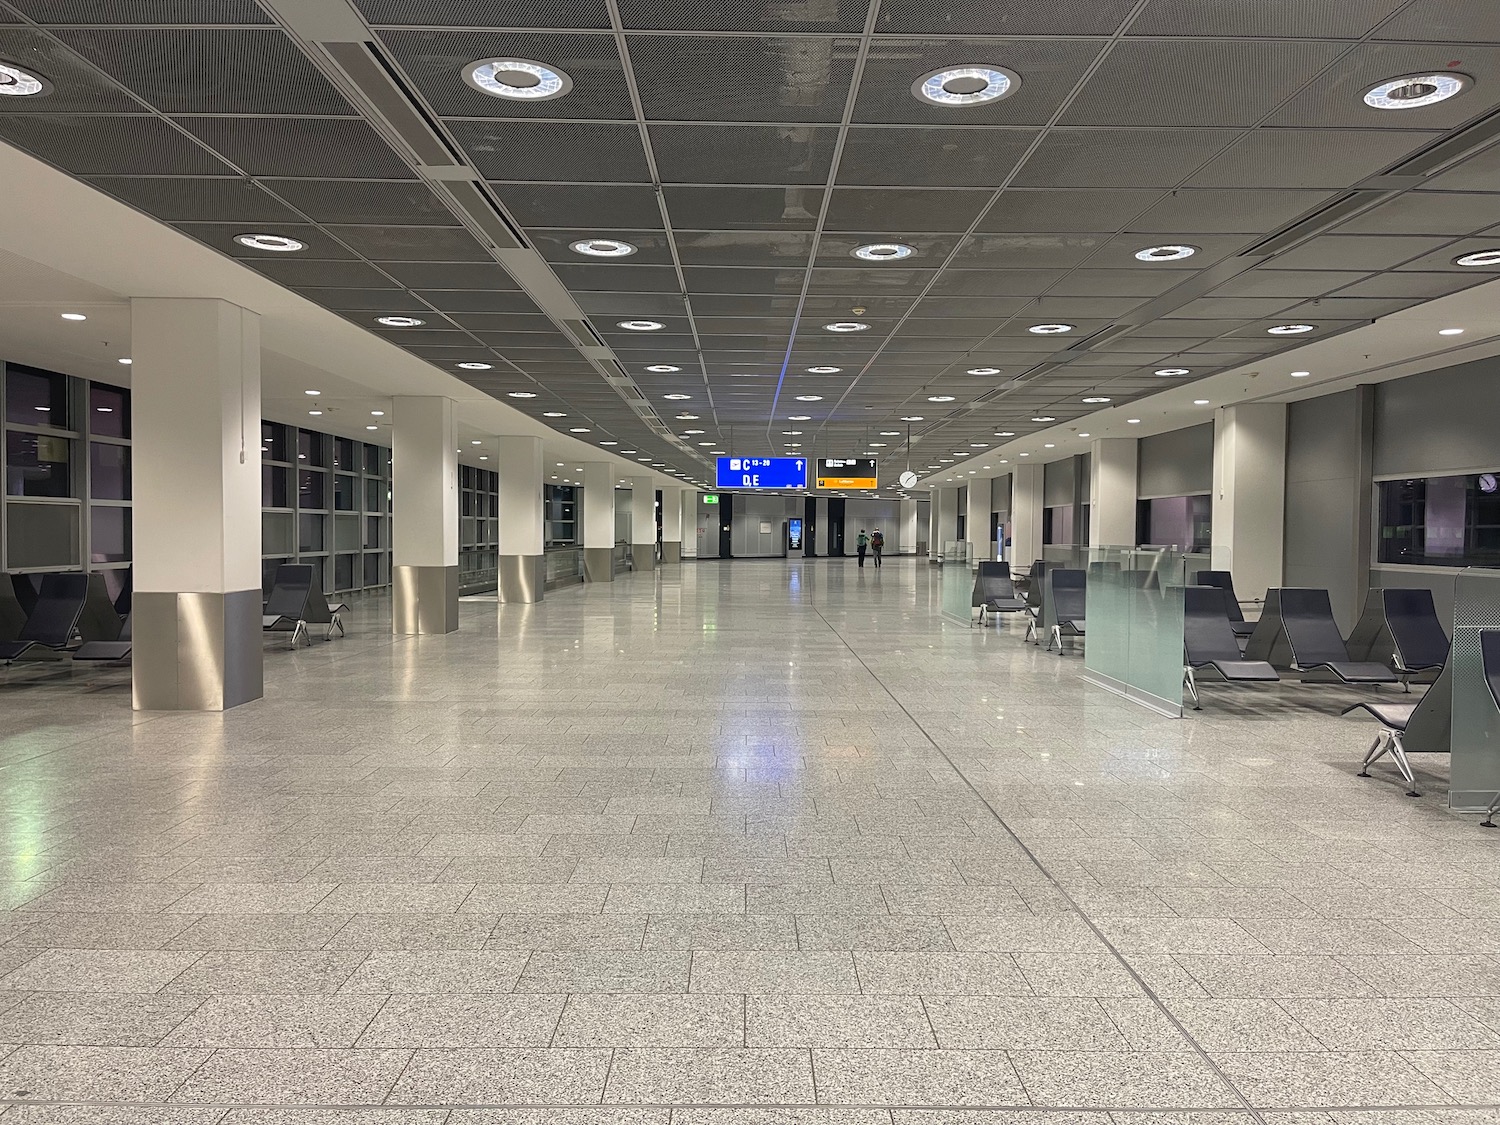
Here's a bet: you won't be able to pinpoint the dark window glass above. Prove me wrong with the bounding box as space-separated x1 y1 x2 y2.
363 552 381 586
363 444 380 474
365 516 381 549
365 478 383 512
262 465 290 508
6 430 71 497
333 437 355 470
7 502 80 568
89 442 131 500
334 474 356 511
299 469 327 509
1042 505 1074 546
90 505 131 563
89 384 130 438
297 429 325 467
1138 495 1212 552
6 368 68 428
262 558 290 594
298 513 324 552
334 553 355 591
1378 474 1500 567
261 421 288 462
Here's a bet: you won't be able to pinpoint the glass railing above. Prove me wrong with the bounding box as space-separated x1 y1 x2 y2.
543 546 584 590
1450 567 1500 813
940 560 975 624
1081 545 1189 716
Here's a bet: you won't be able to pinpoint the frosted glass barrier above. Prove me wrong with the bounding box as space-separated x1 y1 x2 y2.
1084 545 1187 716
1450 567 1500 810
941 563 974 624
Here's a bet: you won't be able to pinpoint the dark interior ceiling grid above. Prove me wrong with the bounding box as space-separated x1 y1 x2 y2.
0 0 1498 488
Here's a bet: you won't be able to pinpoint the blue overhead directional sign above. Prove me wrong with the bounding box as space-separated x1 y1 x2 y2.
715 457 808 490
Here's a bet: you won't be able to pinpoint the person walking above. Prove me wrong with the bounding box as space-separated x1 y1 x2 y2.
870 528 884 567
856 529 869 568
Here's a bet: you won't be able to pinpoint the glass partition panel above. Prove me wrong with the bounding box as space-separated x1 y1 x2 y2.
1450 567 1500 811
940 562 973 624
1083 545 1187 716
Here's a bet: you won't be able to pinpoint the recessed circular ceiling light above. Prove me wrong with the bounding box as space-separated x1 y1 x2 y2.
377 315 424 327
60 312 87 321
807 366 841 374
1156 368 1190 377
1439 327 1465 336
928 395 956 402
118 357 132 365
370 410 385 416
684 429 705 435
878 431 901 436
1031 415 1056 422
1081 396 1111 404
967 367 1001 376
1043 443 1055 449
795 395 823 401
542 411 567 417
781 430 802 435
1455 249 1500 267
569 427 590 433
570 238 636 257
1194 399 1211 405
1134 244 1197 262
676 414 698 420
1268 323 1315 335
1077 433 1089 438
1127 418 1141 424
823 322 869 333
1290 370 1311 378
507 391 537 398
912 65 1020 107
663 393 691 400
1029 323 1074 335
970 442 988 447
457 361 493 370
901 415 924 421
466 57 572 101
618 320 664 331
0 62 50 97
308 410 322 416
851 243 914 262
789 415 811 421
1363 72 1472 110
366 425 378 430
996 430 1015 436
234 233 305 253
645 364 680 373
697 441 715 446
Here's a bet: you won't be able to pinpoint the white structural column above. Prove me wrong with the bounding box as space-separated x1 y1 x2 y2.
1212 403 1288 601
581 462 616 583
899 499 918 557
1010 463 1045 568
497 434 545 602
1089 437 1139 549
966 479 993 564
391 396 459 634
934 486 960 557
680 491 698 558
813 497 830 556
629 476 658 572
131 297 262 711
660 485 683 563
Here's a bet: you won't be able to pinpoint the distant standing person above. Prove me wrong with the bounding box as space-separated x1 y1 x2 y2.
870 528 884 567
856 529 869 568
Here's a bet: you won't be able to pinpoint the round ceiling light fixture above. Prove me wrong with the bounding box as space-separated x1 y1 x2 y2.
824 321 870 333
901 415 924 422
377 315 424 327
466 58 572 101
60 313 87 321
1363 72 1472 110
928 395 956 402
663 393 691 400
542 411 567 417
1290 370 1311 378
234 233 305 252
1455 249 1500 267
1134 243 1197 262
1029 323 1074 335
1081 396 1111 404
995 430 1015 436
569 427 590 433
1268 323 1316 335
795 395 824 401
457 361 493 370
912 65 1020 107
852 243 914 262
570 238 636 257
1031 415 1056 422
1440 327 1466 336
618 320 664 331
807 366 841 374
0 62 50 98
506 391 537 398
967 367 1001 376
645 364 680 373
1156 367 1190 377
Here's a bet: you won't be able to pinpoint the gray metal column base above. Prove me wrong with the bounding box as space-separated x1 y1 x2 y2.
583 547 615 583
498 554 545 603
661 541 682 564
393 564 459 634
633 546 657 572
133 590 263 711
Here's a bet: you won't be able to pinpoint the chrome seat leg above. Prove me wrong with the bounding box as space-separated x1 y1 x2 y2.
1184 666 1200 710
1388 731 1419 798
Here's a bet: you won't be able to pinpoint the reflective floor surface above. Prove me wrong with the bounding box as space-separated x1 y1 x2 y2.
0 557 1497 1124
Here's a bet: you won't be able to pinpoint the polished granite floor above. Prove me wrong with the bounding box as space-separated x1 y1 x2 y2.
0 557 1497 1125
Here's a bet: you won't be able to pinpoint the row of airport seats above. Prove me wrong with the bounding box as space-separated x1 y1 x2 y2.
970 560 1086 654
263 563 349 648
0 572 132 665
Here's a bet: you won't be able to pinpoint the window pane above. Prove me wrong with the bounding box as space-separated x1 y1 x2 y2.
262 557 290 594
299 469 327 509
262 464 290 508
7 502 80 569
90 505 131 563
6 368 68 428
363 444 380 474
89 384 130 438
363 552 381 586
334 553 355 591
6 431 71 497
90 442 131 500
333 437 355 470
334 474 356 511
297 429 325 467
261 421 288 462
298 513 324 552
365 516 381 549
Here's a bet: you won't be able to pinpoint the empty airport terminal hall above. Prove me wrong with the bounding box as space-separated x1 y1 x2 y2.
7 0 1500 1121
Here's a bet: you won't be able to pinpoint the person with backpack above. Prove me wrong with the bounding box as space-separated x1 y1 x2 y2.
870 528 884 567
856 529 869 568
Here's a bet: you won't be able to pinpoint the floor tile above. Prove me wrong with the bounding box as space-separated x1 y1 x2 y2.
604 1047 816 1104
691 951 859 994
0 1045 212 1101
1007 1050 1239 1108
747 995 936 1048
1212 1050 1453 1107
339 951 527 993
812 1048 1027 1106
169 1047 412 1104
553 993 742 1047
160 994 387 1047
386 1048 611 1104
922 997 1126 1050
357 994 565 1048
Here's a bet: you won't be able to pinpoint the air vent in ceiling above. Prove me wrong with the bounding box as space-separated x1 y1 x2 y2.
1242 190 1388 257
563 319 607 347
1390 107 1500 177
442 179 525 250
320 41 460 169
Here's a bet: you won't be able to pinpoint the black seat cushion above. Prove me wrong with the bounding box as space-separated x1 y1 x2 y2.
1342 700 1419 729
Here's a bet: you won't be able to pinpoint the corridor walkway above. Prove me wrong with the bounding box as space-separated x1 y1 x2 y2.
0 558 1496 1123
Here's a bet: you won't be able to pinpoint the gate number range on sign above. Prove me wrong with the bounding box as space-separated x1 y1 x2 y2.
714 457 808 490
